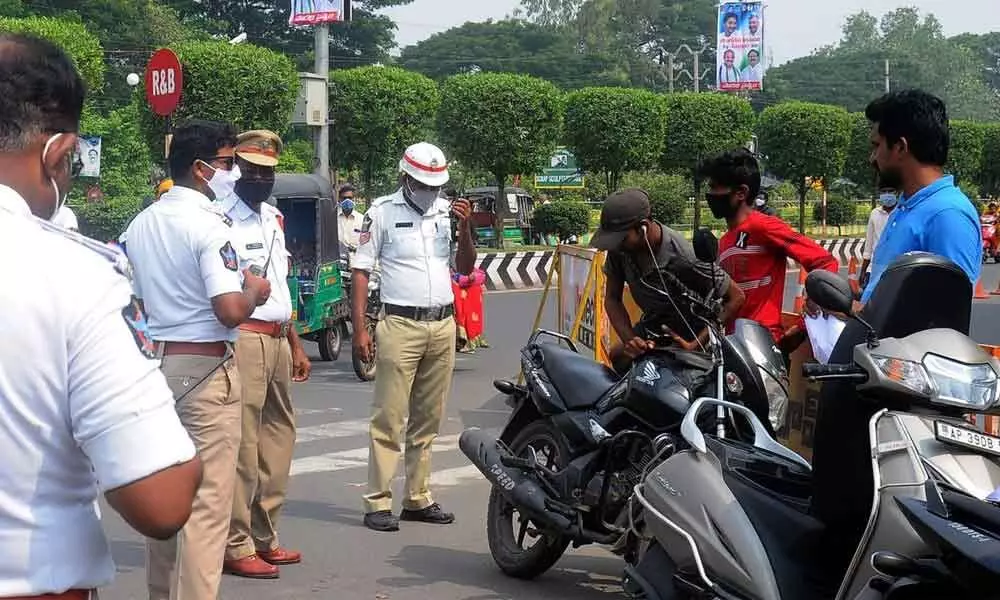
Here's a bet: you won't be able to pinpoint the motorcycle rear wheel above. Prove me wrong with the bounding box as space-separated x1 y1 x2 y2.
486 420 571 580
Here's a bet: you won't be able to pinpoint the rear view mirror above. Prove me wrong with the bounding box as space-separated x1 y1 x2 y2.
693 228 719 263
806 270 854 316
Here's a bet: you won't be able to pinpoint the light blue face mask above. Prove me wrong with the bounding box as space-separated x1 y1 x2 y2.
340 199 355 212
880 193 898 208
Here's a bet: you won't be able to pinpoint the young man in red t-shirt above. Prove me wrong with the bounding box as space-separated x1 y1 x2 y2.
701 149 838 342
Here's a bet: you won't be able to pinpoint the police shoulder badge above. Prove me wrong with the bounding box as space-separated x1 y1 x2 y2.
220 241 239 271
122 296 157 359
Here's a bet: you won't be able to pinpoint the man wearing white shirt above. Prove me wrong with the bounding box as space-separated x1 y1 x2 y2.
718 49 740 85
860 188 898 289
0 32 202 600
51 203 78 231
221 130 312 579
337 183 364 259
741 49 763 83
126 120 272 600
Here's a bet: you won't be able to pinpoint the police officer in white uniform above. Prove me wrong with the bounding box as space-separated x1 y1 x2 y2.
352 142 477 532
125 120 272 600
221 130 311 580
0 32 202 600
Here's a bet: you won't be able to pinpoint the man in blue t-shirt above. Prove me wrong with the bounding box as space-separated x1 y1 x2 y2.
812 89 983 576
860 91 982 304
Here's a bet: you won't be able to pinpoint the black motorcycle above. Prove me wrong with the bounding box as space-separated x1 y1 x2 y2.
459 233 791 580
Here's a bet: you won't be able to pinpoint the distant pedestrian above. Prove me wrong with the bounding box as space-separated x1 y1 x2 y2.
860 188 897 290
351 142 477 532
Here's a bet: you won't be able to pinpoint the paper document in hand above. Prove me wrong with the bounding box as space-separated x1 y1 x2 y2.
805 314 846 365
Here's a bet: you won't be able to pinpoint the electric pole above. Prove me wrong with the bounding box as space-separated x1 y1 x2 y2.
884 58 890 94
314 24 330 182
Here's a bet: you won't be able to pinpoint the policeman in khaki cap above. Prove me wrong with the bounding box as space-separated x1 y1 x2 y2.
352 142 477 532
222 130 312 579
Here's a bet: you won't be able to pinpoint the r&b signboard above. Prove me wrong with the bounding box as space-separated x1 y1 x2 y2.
145 48 183 117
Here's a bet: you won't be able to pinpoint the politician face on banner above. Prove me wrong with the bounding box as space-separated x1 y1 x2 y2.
717 1 765 92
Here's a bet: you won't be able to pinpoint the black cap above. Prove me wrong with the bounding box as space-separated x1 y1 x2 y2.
590 189 651 250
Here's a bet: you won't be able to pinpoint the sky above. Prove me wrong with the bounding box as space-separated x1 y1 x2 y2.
380 0 1000 66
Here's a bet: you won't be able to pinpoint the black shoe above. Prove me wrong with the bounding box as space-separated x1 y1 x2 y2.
400 503 455 525
364 510 400 532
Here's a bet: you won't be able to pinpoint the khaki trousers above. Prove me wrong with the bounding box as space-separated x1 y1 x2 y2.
363 314 457 513
227 330 295 560
147 354 241 600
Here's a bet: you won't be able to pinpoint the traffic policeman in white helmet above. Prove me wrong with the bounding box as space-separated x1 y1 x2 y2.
352 142 477 532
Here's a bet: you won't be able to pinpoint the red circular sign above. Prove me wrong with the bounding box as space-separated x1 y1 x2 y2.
145 48 183 117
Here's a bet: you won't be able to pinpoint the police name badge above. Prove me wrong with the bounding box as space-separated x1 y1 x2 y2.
220 241 239 271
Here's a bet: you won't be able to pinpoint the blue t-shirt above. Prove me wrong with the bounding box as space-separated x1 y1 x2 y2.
862 175 982 303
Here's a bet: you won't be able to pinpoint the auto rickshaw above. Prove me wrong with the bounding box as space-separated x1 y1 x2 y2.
269 174 350 361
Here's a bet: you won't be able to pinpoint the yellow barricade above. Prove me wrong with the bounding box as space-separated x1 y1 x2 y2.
529 245 1000 460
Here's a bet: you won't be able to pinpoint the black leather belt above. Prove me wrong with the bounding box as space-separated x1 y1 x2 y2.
384 303 455 322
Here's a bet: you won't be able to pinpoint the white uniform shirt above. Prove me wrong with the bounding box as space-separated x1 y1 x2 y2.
353 189 454 308
220 195 293 323
125 186 244 342
338 209 364 252
51 204 79 230
0 185 196 596
863 206 892 272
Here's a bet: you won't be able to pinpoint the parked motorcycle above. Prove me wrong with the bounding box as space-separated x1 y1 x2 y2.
626 253 1000 600
459 230 790 580
351 267 382 382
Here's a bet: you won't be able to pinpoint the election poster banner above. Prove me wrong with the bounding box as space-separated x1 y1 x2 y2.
290 0 347 26
716 1 765 92
77 136 102 178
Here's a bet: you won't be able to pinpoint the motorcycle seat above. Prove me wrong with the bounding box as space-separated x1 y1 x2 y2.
533 342 620 410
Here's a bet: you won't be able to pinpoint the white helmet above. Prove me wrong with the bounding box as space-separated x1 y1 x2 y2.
399 142 450 187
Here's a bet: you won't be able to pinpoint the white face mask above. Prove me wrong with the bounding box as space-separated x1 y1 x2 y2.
200 161 241 201
879 193 897 208
42 133 69 220
404 179 440 213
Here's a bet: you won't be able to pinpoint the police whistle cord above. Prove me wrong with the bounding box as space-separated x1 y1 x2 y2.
172 347 234 404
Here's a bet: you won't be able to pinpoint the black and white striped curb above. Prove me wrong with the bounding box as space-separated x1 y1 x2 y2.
475 239 865 291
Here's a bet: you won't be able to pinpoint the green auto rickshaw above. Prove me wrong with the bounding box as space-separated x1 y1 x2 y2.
269 174 351 361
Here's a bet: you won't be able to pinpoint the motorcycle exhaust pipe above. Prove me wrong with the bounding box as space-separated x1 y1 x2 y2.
459 428 575 534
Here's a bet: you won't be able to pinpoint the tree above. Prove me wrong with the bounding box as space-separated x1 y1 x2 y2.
531 199 590 242
437 72 563 248
519 0 582 26
398 20 628 89
0 16 104 93
329 66 439 190
843 112 876 196
564 87 666 192
980 123 1000 199
811 194 857 236
661 92 754 229
757 101 852 232
139 41 298 157
947 120 987 194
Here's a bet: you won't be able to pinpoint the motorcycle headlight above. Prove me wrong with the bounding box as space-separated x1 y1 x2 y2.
871 354 935 396
922 354 999 411
759 367 790 432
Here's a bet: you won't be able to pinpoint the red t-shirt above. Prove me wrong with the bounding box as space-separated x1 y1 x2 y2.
719 211 839 341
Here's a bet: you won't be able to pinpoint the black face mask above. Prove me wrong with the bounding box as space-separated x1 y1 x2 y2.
236 179 275 205
706 192 738 220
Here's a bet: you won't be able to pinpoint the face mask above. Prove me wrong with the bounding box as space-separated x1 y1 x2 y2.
200 161 241 201
754 197 766 208
341 199 355 212
706 192 738 220
236 178 274 205
42 133 69 220
879 193 898 208
404 179 440 214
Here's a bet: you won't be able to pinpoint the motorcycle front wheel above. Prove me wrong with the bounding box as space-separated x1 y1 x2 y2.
486 420 571 580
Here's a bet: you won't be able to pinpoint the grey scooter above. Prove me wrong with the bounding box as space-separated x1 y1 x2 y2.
626 255 1000 599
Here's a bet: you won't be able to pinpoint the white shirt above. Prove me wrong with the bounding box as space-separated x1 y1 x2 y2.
353 189 454 308
0 185 195 596
741 64 763 82
221 195 293 323
719 65 741 84
51 204 78 231
863 206 892 270
338 209 364 252
125 186 244 342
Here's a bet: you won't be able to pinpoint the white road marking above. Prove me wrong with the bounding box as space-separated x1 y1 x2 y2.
296 419 371 443
291 434 462 476
429 465 484 487
294 407 344 416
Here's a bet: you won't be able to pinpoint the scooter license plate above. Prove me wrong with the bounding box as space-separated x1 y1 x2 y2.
934 421 1000 457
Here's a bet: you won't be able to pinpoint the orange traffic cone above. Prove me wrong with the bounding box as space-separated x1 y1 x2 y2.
847 257 861 297
976 278 990 299
793 268 807 313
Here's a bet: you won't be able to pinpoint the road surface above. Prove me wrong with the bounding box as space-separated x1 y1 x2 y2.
98 262 1000 599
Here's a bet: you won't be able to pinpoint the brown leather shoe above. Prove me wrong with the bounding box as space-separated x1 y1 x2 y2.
258 547 302 565
223 555 279 579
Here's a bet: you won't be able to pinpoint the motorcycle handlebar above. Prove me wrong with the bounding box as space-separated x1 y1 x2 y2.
802 363 867 381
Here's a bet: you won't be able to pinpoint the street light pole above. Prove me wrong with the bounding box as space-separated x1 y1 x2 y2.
314 24 330 182
664 43 712 93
